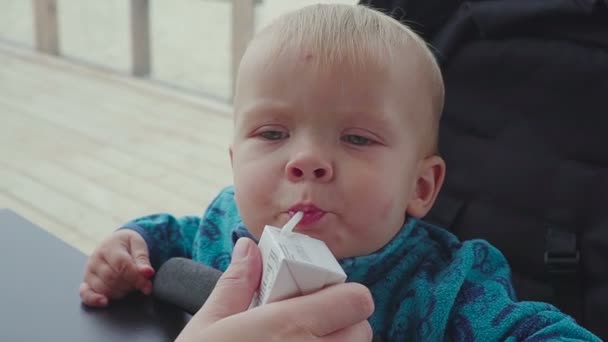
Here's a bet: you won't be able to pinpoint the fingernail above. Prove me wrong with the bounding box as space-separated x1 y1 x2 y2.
139 265 154 277
232 238 251 260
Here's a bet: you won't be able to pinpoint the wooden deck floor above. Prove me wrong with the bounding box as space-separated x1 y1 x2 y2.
0 45 234 254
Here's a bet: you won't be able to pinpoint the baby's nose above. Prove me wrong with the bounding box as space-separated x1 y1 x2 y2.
285 153 333 182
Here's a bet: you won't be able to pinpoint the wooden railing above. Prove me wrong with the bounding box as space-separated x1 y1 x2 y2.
30 0 257 99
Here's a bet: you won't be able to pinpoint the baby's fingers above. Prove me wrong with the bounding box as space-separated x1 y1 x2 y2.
79 282 108 307
103 250 140 283
129 234 154 279
83 269 113 295
95 263 135 297
132 263 154 294
134 276 153 295
103 252 151 295
137 263 155 279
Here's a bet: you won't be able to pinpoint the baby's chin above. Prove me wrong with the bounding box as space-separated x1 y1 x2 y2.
332 248 367 260
324 240 364 260
332 237 397 260
291 229 382 259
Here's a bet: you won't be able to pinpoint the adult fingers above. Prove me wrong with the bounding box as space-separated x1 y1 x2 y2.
321 320 373 342
192 238 262 327
265 282 375 338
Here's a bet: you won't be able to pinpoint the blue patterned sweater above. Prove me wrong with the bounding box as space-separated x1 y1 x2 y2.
123 186 599 341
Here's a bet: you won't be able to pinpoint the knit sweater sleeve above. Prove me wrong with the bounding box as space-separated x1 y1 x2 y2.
120 186 240 270
448 240 600 341
120 213 200 270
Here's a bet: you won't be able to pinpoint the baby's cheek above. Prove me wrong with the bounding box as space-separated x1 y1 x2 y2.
235 171 277 237
246 218 265 239
369 186 401 220
235 165 271 201
237 201 266 235
349 177 400 227
378 195 396 216
374 193 407 237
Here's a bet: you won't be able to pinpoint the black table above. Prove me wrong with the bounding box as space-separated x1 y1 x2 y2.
0 209 191 341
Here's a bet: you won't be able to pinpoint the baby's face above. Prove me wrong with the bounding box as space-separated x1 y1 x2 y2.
230 46 436 259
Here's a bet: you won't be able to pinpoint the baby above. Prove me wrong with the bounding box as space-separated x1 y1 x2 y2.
80 4 599 341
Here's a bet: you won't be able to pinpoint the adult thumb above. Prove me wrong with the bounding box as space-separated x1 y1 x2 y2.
191 237 262 327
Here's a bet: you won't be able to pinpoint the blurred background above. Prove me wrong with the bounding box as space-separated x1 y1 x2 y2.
0 0 355 253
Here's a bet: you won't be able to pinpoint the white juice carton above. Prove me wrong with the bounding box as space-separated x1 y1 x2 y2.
252 212 347 306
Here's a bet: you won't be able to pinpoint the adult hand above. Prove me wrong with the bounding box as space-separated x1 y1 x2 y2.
176 237 374 342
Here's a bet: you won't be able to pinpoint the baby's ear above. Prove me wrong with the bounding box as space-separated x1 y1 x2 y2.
406 155 446 218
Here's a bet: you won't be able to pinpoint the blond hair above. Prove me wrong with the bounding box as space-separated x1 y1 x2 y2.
243 4 444 152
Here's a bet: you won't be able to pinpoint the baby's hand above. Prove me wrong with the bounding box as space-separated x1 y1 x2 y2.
79 229 155 307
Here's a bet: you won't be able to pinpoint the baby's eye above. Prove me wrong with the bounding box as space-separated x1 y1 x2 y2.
259 130 288 140
342 134 375 146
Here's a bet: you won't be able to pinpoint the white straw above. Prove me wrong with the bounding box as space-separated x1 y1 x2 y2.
282 211 303 235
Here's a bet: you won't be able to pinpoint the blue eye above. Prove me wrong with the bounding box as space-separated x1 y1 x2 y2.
259 131 288 140
342 134 374 146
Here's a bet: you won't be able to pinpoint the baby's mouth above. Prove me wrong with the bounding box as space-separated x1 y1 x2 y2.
288 204 326 227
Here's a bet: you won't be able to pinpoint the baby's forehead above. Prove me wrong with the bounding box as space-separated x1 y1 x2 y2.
241 41 432 101
237 54 431 122
249 27 426 69
238 37 435 105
